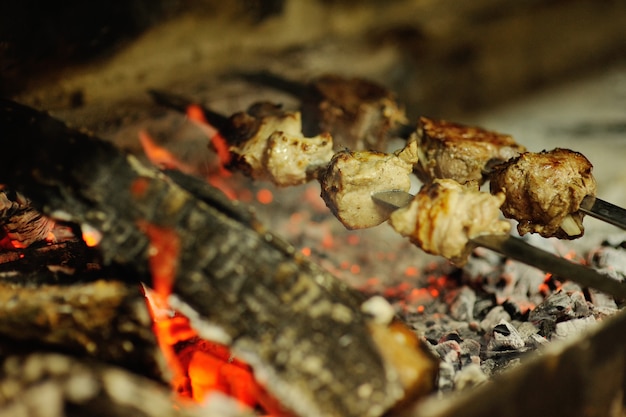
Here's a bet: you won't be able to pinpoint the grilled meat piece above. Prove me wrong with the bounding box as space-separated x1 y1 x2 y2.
489 148 597 239
301 74 408 152
389 179 510 265
227 102 334 186
320 150 413 230
413 117 526 189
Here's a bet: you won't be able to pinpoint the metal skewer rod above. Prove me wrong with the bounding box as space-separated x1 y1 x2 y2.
372 190 626 299
579 195 626 231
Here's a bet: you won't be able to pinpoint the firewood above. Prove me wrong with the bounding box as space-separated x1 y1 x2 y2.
0 99 438 417
0 352 251 417
0 280 167 381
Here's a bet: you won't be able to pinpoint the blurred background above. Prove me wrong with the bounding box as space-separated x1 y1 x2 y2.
1 0 626 243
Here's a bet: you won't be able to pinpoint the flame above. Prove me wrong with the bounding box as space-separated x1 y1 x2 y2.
186 104 232 175
139 130 196 174
138 220 289 415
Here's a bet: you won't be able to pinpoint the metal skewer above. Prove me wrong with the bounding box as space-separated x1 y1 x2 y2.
579 195 626 230
372 190 626 299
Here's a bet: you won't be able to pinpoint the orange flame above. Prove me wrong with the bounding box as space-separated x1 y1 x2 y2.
138 220 290 415
186 104 232 175
139 130 195 174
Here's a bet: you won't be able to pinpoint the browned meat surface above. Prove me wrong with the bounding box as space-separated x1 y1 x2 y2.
413 117 526 189
319 149 413 230
226 102 335 186
489 148 597 239
301 74 408 152
388 179 510 265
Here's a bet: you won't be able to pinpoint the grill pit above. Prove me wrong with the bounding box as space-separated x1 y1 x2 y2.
2 1 626 416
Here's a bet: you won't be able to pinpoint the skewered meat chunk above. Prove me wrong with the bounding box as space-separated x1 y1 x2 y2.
489 148 597 240
388 179 511 265
413 117 526 189
301 74 408 152
227 102 335 186
320 150 413 230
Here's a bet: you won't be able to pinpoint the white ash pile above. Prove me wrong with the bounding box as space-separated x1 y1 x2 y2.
372 234 626 395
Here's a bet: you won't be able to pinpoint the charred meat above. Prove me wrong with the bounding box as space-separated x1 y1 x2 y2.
319 150 413 230
413 117 526 188
388 179 510 265
489 148 597 239
301 74 408 152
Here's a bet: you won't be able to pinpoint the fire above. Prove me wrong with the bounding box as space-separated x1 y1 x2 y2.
138 130 195 174
186 104 232 174
138 219 289 415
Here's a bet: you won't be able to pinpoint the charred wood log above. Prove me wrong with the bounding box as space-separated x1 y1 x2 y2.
0 99 438 417
0 280 167 381
0 352 251 417
0 239 105 285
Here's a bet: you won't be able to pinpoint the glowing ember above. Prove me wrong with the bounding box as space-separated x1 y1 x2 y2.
256 188 273 205
80 224 102 247
138 219 288 415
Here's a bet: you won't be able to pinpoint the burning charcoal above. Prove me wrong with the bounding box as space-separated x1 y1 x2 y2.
459 339 481 367
588 244 626 282
552 315 597 341
453 363 488 391
486 319 525 351
436 361 456 393
433 340 462 367
479 305 511 333
527 290 593 338
445 285 476 322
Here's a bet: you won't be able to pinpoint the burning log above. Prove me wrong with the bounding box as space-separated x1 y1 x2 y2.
0 279 166 380
0 99 438 417
0 351 248 417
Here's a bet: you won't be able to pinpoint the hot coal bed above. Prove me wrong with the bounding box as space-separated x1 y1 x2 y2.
2 1 626 417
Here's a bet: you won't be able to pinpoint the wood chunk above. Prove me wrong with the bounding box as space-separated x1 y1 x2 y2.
0 280 167 381
0 99 438 417
0 352 247 417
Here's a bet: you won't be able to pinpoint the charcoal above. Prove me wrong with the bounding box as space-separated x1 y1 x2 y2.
486 320 525 352
552 316 597 341
436 361 456 393
479 306 511 333
434 340 461 367
445 286 476 322
589 242 626 282
453 363 488 391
